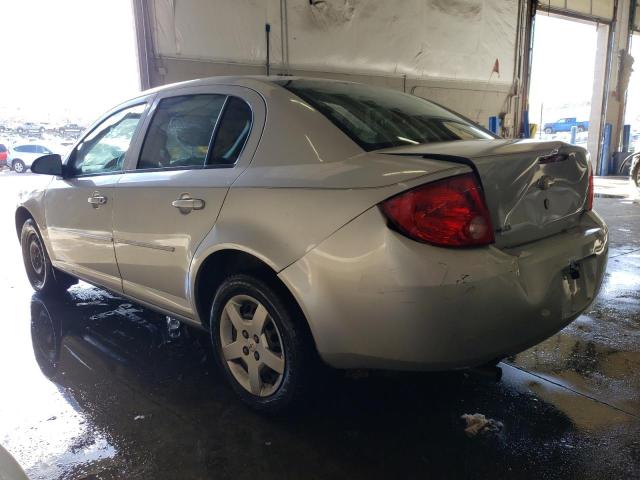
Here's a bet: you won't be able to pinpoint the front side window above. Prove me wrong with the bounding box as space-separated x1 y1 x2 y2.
16 145 37 153
278 79 494 151
137 95 226 170
68 104 145 176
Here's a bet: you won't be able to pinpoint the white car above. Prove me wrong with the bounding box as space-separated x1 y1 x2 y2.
15 77 608 412
8 144 57 173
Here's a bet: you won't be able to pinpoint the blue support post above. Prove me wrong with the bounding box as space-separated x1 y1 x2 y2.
622 124 631 152
570 126 577 145
488 116 501 135
599 123 612 176
522 110 530 138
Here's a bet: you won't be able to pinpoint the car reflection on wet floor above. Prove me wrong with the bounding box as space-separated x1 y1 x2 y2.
2 279 633 479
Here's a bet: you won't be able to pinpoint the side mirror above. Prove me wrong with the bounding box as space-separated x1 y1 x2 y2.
31 154 64 176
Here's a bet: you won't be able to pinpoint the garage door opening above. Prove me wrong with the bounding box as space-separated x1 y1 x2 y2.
529 13 603 161
0 1 140 165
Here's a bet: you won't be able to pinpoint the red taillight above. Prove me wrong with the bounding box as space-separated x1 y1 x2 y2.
586 168 594 211
380 173 494 247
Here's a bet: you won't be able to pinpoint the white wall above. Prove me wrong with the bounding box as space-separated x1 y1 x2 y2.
141 0 520 125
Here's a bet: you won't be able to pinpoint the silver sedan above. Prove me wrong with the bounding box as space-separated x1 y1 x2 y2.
16 77 608 412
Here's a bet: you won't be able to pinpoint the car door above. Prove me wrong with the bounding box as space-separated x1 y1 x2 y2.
45 101 150 292
113 85 265 320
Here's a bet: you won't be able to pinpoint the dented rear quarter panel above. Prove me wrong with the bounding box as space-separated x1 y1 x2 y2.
279 207 608 369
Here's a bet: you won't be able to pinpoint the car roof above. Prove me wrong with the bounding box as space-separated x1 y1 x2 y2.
133 75 357 99
13 143 47 148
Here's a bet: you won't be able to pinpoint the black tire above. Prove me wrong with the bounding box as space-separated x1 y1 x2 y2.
21 218 77 294
544 127 553 134
31 296 63 378
577 126 586 133
12 159 26 173
210 274 314 413
632 162 640 188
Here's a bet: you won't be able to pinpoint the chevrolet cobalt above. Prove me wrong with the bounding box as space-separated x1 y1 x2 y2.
16 77 608 412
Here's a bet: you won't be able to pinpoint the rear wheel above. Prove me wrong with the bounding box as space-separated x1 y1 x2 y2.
544 127 553 134
21 219 77 294
577 125 586 133
13 159 26 173
210 274 314 413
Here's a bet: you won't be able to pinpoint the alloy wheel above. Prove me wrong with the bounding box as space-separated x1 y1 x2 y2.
219 294 285 397
14 161 24 173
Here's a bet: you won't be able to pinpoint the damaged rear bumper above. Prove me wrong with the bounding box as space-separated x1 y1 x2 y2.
279 208 608 370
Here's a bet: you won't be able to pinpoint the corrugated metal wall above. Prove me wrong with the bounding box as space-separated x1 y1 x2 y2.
137 0 521 126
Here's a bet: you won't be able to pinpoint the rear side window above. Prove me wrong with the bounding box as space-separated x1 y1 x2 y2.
34 145 51 154
0 144 7 153
208 97 252 166
137 95 225 170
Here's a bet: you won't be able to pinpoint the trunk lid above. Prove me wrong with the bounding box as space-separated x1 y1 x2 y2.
379 139 591 248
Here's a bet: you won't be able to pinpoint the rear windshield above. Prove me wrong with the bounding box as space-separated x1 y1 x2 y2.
279 79 494 151
0 144 6 152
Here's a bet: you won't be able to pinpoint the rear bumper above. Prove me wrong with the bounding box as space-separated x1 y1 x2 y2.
280 208 608 370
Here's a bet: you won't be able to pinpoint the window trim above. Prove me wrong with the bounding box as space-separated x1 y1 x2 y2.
127 162 236 174
65 102 148 179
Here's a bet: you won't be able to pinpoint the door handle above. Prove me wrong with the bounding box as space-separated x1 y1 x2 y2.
88 192 107 207
172 193 205 214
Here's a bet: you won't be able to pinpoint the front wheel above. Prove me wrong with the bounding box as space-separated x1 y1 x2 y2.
577 126 586 133
210 274 314 413
12 160 26 173
21 219 77 294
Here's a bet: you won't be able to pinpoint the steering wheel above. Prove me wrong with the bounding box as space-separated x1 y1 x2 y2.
103 151 125 171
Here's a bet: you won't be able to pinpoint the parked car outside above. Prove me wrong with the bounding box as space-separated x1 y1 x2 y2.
16 122 45 136
15 77 608 412
0 144 9 168
57 123 84 138
544 117 589 134
8 143 56 173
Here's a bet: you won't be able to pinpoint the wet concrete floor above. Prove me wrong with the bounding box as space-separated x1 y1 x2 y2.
0 173 639 479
